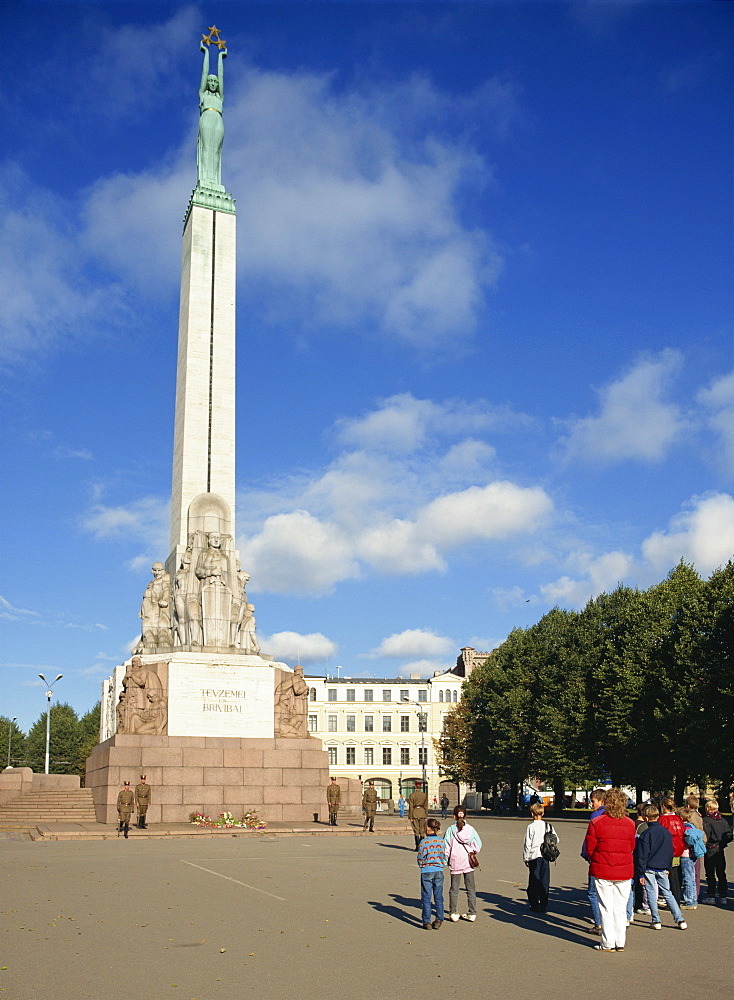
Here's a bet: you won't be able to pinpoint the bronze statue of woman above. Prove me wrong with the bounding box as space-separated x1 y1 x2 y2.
197 38 227 188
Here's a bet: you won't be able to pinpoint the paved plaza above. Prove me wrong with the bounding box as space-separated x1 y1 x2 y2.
1 815 730 1000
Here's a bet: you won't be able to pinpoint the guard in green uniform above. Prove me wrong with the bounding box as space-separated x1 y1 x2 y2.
326 776 341 826
117 781 135 839
408 780 428 851
135 774 151 829
362 780 378 832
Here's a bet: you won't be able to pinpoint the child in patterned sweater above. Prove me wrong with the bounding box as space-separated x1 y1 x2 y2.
418 818 445 929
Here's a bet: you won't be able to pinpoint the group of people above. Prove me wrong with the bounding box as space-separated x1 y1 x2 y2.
582 788 731 952
417 806 483 928
116 775 151 838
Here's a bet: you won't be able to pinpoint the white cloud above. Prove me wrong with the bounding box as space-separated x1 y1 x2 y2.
417 482 552 549
399 658 454 679
641 493 734 576
369 629 455 660
239 510 360 595
260 631 338 664
561 350 687 463
697 371 734 477
541 550 636 608
0 596 41 621
83 496 169 547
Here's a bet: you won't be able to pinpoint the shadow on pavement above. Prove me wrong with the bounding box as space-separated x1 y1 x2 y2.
376 842 415 852
476 885 600 947
367 896 422 925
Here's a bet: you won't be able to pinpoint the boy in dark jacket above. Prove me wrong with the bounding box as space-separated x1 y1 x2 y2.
702 799 732 905
634 805 687 930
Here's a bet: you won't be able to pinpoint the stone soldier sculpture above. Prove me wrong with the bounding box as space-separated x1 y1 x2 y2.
135 774 151 829
326 776 341 827
362 780 378 833
408 780 429 851
117 780 135 839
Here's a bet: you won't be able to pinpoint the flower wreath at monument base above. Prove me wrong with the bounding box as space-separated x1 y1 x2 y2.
190 810 267 829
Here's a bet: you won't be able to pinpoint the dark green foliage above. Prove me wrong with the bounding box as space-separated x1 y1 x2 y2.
439 561 734 797
24 702 100 776
0 716 26 768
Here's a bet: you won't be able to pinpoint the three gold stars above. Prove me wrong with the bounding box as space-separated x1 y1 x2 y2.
201 25 226 50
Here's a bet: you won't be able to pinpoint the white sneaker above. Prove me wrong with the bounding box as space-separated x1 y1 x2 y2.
460 913 476 922
449 913 460 922
652 922 662 930
677 920 687 930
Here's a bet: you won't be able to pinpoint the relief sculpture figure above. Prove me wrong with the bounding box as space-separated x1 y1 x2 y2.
274 665 309 738
196 531 232 647
116 657 167 735
139 562 172 650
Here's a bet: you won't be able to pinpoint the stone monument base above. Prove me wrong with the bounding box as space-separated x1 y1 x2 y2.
86 734 341 825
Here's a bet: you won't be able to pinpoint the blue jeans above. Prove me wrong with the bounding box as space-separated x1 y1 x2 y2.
680 857 697 905
627 881 634 920
644 870 683 923
588 874 602 926
421 871 445 924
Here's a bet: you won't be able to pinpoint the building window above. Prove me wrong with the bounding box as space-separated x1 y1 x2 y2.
418 746 428 766
400 715 410 732
382 690 391 701
328 689 337 701
346 746 356 765
364 715 374 732
309 688 316 701
417 690 427 702
346 689 355 702
453 690 458 702
418 713 427 732
364 747 374 765
328 715 337 732
364 689 373 702
438 690 444 702
400 689 409 702
382 716 392 733
382 747 392 765
346 715 356 732
400 747 410 766
308 715 317 732
328 747 337 766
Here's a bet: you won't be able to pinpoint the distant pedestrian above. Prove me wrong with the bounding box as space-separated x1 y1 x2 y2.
417 818 445 930
117 781 134 839
702 799 732 905
408 781 428 851
584 788 636 951
398 794 406 818
634 804 687 931
444 805 482 922
440 794 449 820
523 801 558 913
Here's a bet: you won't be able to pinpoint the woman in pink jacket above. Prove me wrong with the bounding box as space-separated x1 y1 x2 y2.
583 788 636 951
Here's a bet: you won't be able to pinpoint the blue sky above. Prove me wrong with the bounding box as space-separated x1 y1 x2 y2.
1 1 732 731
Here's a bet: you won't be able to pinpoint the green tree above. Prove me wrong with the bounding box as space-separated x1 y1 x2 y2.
0 716 26 768
72 703 101 782
25 703 82 774
700 561 734 802
434 698 474 784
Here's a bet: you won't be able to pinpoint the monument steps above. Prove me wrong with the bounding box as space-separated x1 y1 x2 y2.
0 788 97 826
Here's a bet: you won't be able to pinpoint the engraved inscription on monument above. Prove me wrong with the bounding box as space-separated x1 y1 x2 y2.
166 659 274 738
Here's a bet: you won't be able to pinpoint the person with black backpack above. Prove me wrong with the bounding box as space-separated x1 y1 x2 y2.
522 801 560 913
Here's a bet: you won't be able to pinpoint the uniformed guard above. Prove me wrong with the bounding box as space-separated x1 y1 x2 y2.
117 780 135 839
326 776 341 827
135 774 151 829
408 780 428 851
362 780 378 832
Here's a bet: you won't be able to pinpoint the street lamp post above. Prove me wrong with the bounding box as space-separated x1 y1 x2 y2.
402 698 427 797
6 717 16 769
38 674 63 775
